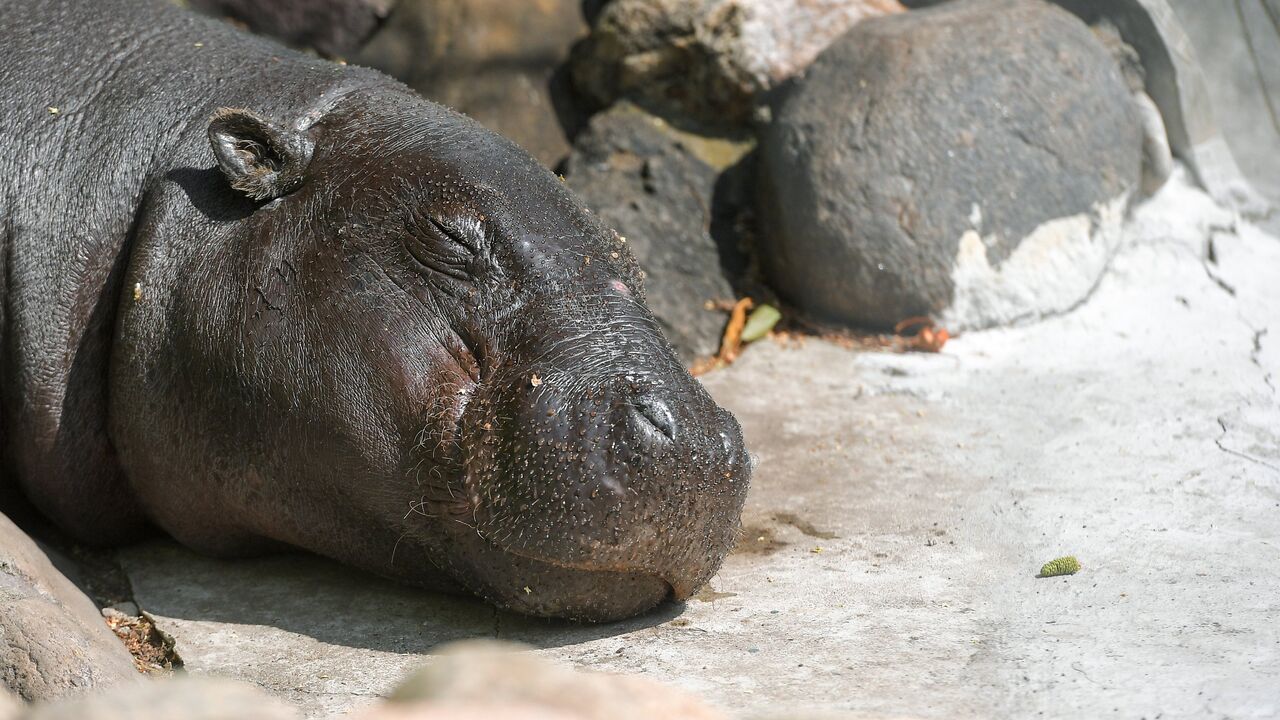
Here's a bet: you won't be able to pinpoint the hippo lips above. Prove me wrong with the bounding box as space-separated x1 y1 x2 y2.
490 546 678 620
497 542 688 597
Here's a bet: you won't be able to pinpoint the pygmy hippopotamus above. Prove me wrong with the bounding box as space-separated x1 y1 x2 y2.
0 0 750 621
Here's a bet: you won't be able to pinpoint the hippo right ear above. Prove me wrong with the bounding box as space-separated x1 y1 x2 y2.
207 108 314 202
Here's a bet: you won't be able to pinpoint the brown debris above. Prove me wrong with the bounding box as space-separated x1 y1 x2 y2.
690 297 754 376
893 316 950 353
689 299 951 375
103 610 182 674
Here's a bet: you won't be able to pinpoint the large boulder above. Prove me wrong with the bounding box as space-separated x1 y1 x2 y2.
563 103 750 361
757 0 1143 330
570 0 904 128
0 515 140 702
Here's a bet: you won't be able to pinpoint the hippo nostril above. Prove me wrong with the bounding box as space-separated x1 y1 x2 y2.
629 397 677 443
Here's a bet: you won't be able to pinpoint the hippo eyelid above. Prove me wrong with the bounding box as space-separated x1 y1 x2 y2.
425 215 482 256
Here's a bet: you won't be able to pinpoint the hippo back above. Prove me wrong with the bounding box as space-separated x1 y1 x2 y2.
0 0 390 540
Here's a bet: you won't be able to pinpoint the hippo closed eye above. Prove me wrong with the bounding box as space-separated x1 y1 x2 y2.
1 0 750 622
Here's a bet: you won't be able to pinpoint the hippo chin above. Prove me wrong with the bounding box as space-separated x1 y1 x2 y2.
1 0 749 622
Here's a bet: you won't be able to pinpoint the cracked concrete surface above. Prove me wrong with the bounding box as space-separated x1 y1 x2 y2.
116 169 1279 718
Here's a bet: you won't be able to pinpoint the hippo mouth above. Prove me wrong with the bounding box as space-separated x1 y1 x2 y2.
489 550 677 621
436 517 679 622
496 542 687 598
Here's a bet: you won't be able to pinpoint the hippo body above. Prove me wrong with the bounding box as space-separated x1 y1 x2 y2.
0 0 749 621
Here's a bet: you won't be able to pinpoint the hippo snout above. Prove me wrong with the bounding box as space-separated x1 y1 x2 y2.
445 361 750 621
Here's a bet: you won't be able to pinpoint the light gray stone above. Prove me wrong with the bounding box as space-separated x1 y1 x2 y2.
0 514 141 702
1135 90 1175 195
1166 0 1280 231
115 168 1280 718
570 0 904 127
14 676 300 720
1053 0 1276 223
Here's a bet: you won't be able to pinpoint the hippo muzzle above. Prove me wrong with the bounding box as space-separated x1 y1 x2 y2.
440 293 751 621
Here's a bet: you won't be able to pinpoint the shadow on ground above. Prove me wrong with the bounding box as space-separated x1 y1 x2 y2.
117 540 679 656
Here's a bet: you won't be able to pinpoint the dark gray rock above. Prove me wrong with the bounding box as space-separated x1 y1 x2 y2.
904 0 1275 226
0 514 140 702
757 0 1143 330
185 0 588 167
185 0 393 58
563 103 750 361
355 0 588 167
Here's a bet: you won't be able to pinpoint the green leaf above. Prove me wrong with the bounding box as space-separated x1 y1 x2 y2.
741 304 781 343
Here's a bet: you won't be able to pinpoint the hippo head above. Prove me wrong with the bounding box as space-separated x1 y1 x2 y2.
111 86 749 621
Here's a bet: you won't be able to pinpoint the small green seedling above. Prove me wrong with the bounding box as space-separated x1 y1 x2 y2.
1037 556 1081 578
741 304 782 343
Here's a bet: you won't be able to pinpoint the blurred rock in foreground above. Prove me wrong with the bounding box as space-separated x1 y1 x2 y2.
370 640 726 720
11 677 299 720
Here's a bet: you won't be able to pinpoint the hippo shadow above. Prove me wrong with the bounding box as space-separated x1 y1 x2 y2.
116 540 681 656
166 166 259 223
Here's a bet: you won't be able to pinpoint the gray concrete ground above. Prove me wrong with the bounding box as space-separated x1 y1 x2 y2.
117 170 1280 718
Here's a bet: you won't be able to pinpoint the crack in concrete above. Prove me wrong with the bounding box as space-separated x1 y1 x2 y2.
1250 328 1275 395
1215 416 1280 474
1202 228 1274 400
1203 229 1240 296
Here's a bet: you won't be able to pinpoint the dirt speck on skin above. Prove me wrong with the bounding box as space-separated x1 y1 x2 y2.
104 610 182 674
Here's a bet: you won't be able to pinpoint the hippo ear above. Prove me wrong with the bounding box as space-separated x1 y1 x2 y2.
207 108 314 201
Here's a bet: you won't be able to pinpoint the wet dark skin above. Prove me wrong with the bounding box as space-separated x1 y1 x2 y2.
0 0 749 621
